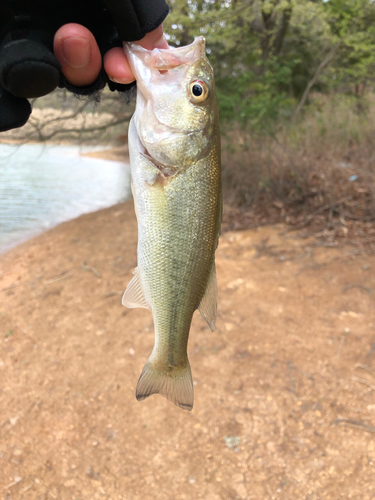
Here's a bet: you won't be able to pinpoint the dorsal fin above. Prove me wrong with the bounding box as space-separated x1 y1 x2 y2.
122 267 150 309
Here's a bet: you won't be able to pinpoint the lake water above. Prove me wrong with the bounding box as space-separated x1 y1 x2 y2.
0 143 131 254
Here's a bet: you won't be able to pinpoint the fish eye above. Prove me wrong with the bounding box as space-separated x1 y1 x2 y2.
189 80 209 104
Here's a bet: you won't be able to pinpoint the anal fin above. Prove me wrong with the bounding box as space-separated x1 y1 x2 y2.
122 267 150 309
198 261 217 332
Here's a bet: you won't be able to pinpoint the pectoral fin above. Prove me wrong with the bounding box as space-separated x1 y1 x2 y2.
122 267 150 309
198 261 217 332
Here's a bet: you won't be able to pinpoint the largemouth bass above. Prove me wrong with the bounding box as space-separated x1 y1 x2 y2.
123 37 222 411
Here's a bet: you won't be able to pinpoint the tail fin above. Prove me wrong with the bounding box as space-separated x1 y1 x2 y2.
136 359 194 411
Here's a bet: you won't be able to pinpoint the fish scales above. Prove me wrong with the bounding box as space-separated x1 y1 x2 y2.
138 145 221 363
123 37 222 410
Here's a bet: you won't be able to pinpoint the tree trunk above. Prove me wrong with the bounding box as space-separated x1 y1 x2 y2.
272 0 292 56
259 0 292 61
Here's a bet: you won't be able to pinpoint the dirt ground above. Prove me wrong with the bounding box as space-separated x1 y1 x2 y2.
0 200 375 500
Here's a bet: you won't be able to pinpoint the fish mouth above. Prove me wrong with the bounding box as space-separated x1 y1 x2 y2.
141 145 178 178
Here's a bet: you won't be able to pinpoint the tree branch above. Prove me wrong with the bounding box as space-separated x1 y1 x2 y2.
292 42 342 124
39 116 132 142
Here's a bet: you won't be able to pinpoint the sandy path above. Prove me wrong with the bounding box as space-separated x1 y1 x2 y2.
0 201 374 499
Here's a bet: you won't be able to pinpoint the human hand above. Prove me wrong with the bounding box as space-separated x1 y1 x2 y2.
53 23 169 88
0 0 169 132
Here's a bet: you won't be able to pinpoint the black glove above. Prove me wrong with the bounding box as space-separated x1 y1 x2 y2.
0 0 169 132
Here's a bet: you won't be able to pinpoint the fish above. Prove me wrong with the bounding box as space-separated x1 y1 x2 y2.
123 37 222 411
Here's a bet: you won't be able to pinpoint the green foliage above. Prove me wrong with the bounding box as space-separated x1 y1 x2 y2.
324 0 375 87
164 0 375 131
217 58 296 130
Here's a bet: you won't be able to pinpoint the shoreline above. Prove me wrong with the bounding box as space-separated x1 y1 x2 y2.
0 142 131 255
0 140 130 163
80 145 129 163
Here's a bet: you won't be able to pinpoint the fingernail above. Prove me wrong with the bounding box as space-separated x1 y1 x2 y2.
109 76 134 85
61 37 91 69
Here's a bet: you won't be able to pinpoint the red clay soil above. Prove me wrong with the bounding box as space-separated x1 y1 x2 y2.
0 200 375 500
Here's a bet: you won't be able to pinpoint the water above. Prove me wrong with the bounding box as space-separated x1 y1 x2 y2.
0 143 131 253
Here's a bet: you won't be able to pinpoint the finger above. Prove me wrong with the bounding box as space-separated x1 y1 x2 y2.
104 25 169 85
104 47 133 84
137 25 169 51
54 23 102 87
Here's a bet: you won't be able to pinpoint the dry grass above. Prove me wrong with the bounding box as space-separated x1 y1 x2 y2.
222 94 375 206
221 94 375 252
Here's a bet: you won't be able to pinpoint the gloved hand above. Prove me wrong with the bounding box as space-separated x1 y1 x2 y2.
0 0 169 132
